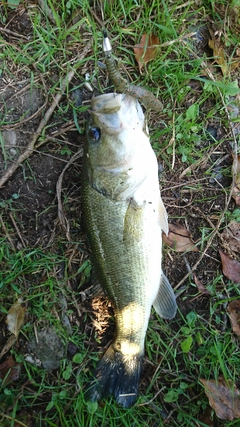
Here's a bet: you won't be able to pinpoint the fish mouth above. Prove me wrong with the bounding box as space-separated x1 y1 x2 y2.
91 93 135 114
91 93 145 133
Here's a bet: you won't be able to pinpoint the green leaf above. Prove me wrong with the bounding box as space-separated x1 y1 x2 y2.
186 311 197 327
87 401 98 414
46 400 55 411
186 104 199 121
181 326 191 335
63 364 72 380
7 0 21 8
73 353 85 364
181 336 193 353
164 389 179 403
223 80 240 96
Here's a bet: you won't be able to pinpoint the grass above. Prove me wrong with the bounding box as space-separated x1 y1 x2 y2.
1 0 240 426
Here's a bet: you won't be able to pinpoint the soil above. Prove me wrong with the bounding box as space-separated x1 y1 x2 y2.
0 4 240 427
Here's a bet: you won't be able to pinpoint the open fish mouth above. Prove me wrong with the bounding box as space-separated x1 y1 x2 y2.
90 93 146 135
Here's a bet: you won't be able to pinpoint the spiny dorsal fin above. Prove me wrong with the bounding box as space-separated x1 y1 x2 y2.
153 273 177 319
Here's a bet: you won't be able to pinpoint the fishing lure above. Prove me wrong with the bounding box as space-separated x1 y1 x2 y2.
102 30 163 113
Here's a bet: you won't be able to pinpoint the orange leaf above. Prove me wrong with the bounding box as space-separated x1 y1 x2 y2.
227 300 240 336
134 33 160 72
219 251 240 283
162 223 198 252
200 377 240 420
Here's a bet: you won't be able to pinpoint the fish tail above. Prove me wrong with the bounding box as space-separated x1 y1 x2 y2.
85 345 143 408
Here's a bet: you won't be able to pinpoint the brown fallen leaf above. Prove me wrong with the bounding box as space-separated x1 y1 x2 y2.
198 407 214 426
200 377 240 420
219 251 240 283
133 33 160 72
194 274 210 295
162 223 199 252
0 334 17 361
6 298 26 337
221 220 240 255
0 355 21 384
208 38 228 75
227 300 240 336
232 154 240 206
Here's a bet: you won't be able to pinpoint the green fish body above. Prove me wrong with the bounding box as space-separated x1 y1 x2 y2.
82 93 177 407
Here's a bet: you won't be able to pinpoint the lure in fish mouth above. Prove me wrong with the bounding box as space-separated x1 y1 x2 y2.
82 92 177 408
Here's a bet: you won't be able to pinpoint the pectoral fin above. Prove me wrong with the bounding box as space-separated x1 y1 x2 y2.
158 196 168 235
153 273 177 319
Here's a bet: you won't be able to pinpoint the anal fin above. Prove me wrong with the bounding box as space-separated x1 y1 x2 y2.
153 273 177 319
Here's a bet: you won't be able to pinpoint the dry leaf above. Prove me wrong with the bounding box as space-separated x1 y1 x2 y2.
194 274 210 295
219 251 240 283
134 33 160 72
208 38 228 75
200 377 240 420
0 355 21 384
0 334 17 361
163 223 199 252
6 298 26 337
221 221 240 255
198 407 214 426
232 154 240 206
227 300 240 336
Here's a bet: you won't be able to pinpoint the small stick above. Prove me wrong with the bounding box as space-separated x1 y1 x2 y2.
103 30 163 112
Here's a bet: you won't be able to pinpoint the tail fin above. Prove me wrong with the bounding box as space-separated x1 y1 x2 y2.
85 345 142 408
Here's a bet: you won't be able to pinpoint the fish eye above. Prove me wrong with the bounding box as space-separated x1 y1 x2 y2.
88 126 101 142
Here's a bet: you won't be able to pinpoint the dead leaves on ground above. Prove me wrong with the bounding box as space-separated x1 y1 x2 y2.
0 354 21 384
6 298 26 336
163 223 198 252
0 299 26 361
232 154 240 206
193 274 210 295
227 300 240 336
133 33 160 72
219 251 240 284
220 221 240 283
200 377 240 420
221 220 240 255
208 28 240 76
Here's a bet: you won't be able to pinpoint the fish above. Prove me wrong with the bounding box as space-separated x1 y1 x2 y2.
82 92 177 408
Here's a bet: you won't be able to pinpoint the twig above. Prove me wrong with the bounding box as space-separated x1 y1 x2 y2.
0 215 16 250
0 40 91 189
0 413 28 427
0 26 29 41
9 212 26 248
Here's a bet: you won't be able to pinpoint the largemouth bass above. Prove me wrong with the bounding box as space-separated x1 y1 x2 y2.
82 92 177 408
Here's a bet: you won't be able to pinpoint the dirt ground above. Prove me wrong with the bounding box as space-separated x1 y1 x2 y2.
0 3 240 425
